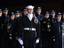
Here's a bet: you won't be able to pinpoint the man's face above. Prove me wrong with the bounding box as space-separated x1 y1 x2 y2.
45 13 49 18
51 12 55 17
57 15 62 21
0 11 2 16
37 9 41 15
63 14 64 19
3 10 8 15
11 15 15 20
23 9 28 15
16 13 20 17
27 9 33 14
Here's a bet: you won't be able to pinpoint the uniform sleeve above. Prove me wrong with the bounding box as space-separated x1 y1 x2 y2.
15 18 23 38
36 21 41 39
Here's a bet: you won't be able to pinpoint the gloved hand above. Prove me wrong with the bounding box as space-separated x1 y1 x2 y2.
36 38 40 44
18 38 23 45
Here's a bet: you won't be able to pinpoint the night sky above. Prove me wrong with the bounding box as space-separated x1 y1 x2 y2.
0 0 64 11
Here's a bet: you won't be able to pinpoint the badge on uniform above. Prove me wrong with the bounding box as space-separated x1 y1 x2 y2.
34 17 39 24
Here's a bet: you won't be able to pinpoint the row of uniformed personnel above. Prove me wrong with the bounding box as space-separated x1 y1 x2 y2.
36 7 62 48
0 5 63 48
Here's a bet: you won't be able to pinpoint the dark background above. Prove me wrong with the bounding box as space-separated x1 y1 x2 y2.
0 0 64 12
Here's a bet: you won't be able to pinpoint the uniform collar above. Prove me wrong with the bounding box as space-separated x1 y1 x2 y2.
27 13 33 21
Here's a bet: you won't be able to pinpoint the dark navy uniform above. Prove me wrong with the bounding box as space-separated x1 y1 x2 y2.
2 8 9 48
0 16 4 48
8 18 19 48
41 11 52 48
36 14 43 22
62 20 64 48
35 7 43 48
4 15 10 48
53 13 62 48
41 17 52 48
54 21 62 48
47 10 56 48
7 12 19 48
0 16 9 48
16 15 40 48
48 14 56 48
15 14 23 48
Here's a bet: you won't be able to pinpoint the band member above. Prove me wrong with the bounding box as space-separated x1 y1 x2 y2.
54 12 62 48
22 8 28 16
16 5 41 48
2 8 10 48
49 10 56 48
41 11 52 48
35 7 43 48
36 7 43 22
7 12 18 48
15 11 22 24
0 9 4 48
15 11 21 18
50 10 56 22
62 13 64 48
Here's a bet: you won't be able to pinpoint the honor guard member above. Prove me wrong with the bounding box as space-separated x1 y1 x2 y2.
35 7 43 48
15 11 22 38
0 9 2 39
23 8 28 16
36 7 43 22
54 12 62 48
15 10 23 48
0 9 4 48
16 5 41 48
8 12 15 40
15 11 21 18
8 12 18 48
15 10 22 23
50 10 56 22
2 8 10 48
62 13 64 48
41 11 52 48
15 11 23 48
49 10 56 48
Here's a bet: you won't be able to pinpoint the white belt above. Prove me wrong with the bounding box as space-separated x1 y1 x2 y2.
24 28 36 31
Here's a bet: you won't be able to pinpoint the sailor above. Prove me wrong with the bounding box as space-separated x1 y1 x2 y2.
16 5 41 48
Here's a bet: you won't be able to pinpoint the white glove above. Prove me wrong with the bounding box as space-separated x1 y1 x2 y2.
18 38 23 45
36 38 40 44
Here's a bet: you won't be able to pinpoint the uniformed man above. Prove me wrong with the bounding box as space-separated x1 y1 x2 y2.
41 11 52 48
7 12 19 48
54 12 62 48
50 10 56 22
0 9 4 48
8 12 16 40
15 11 21 18
0 9 2 36
15 10 22 23
35 7 43 48
22 8 28 16
49 10 56 48
36 7 43 22
0 9 3 37
16 5 41 48
2 8 10 48
62 13 64 48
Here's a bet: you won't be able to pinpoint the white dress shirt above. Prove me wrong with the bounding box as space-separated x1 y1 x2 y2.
27 13 33 21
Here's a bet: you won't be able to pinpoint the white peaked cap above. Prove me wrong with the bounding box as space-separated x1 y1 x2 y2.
26 5 34 9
